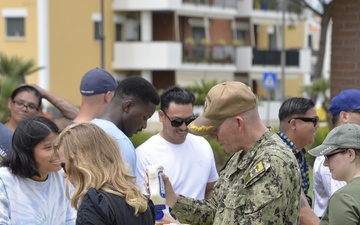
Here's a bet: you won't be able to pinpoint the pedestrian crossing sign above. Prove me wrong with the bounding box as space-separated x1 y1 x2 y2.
262 72 277 90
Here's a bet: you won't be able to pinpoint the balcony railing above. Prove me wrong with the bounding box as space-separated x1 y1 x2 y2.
252 49 300 66
183 44 235 63
183 0 237 8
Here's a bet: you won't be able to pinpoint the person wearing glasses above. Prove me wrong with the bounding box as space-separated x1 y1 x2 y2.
0 85 78 163
135 86 219 224
91 76 160 176
278 97 320 225
53 122 155 225
309 123 360 225
0 116 76 224
312 89 360 219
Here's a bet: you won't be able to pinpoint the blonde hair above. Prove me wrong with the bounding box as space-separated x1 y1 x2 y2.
53 122 148 214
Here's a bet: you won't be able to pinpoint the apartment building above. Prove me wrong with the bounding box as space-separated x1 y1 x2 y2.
0 0 320 106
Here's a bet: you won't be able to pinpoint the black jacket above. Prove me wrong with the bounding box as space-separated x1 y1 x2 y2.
76 188 155 225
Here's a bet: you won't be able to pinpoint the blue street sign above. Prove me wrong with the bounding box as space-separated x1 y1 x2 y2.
262 72 277 90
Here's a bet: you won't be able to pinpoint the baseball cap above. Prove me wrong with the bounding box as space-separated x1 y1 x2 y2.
328 89 360 116
309 123 360 156
188 81 257 136
80 68 117 96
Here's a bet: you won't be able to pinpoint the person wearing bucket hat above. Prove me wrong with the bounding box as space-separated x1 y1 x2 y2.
160 81 301 224
309 123 360 225
312 89 360 219
73 67 118 123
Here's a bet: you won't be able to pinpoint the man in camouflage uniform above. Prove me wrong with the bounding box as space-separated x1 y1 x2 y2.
162 81 301 225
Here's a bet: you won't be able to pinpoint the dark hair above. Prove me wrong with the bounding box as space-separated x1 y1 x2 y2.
278 97 315 121
332 114 340 127
11 85 42 108
160 86 195 112
114 76 160 105
2 116 59 178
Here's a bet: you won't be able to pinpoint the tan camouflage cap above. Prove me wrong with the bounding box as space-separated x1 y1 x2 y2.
188 81 257 136
309 123 360 156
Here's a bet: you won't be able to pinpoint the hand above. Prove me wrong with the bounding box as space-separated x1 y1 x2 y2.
26 83 46 96
161 172 179 209
144 171 150 195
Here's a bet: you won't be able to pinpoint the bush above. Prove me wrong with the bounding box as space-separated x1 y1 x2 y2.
306 125 330 167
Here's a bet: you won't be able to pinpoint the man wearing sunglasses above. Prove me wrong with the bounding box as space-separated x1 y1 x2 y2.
135 86 219 224
313 89 360 219
278 97 320 225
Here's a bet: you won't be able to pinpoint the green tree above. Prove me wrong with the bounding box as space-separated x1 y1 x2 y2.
0 52 43 121
262 0 332 102
186 79 220 106
302 78 331 125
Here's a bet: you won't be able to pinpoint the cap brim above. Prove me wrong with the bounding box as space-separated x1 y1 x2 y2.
188 115 224 136
309 144 338 157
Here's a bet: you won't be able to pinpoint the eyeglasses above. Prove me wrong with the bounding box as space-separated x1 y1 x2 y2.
324 149 348 163
12 100 38 113
288 117 319 127
61 162 66 173
163 110 196 127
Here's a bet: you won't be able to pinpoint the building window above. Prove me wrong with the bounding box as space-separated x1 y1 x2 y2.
92 13 102 41
115 23 122 41
6 17 25 37
94 21 102 41
2 8 27 39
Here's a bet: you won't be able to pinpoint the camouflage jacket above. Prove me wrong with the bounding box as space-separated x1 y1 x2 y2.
171 129 301 225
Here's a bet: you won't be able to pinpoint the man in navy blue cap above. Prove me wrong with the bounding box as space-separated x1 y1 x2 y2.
313 89 360 218
73 67 117 122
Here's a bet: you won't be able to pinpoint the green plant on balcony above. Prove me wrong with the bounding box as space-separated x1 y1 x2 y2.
184 37 195 61
200 38 210 46
233 39 244 46
185 37 195 47
217 38 227 46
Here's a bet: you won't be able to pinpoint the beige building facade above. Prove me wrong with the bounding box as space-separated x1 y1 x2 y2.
1 0 319 108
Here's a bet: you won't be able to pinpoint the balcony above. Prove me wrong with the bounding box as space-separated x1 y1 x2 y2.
113 0 237 18
112 0 181 11
236 46 311 74
236 0 298 25
183 0 237 8
112 42 182 70
252 49 299 66
183 44 235 64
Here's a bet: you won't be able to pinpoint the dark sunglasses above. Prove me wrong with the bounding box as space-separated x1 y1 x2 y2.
163 110 196 127
288 117 319 127
61 162 66 173
324 149 348 163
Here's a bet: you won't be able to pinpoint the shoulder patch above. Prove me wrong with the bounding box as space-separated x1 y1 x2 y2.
245 161 268 187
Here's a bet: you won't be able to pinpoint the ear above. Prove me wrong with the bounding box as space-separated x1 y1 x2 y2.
7 99 12 110
288 118 296 131
104 91 113 103
348 148 357 162
122 100 133 113
159 110 165 122
339 111 350 123
235 116 244 129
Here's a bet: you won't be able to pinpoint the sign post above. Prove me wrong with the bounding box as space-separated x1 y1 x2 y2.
262 72 277 126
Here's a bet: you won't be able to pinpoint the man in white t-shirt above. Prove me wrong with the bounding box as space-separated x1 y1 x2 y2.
135 86 219 224
313 89 360 218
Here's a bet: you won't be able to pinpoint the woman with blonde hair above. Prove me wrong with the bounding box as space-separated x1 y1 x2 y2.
53 122 155 225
